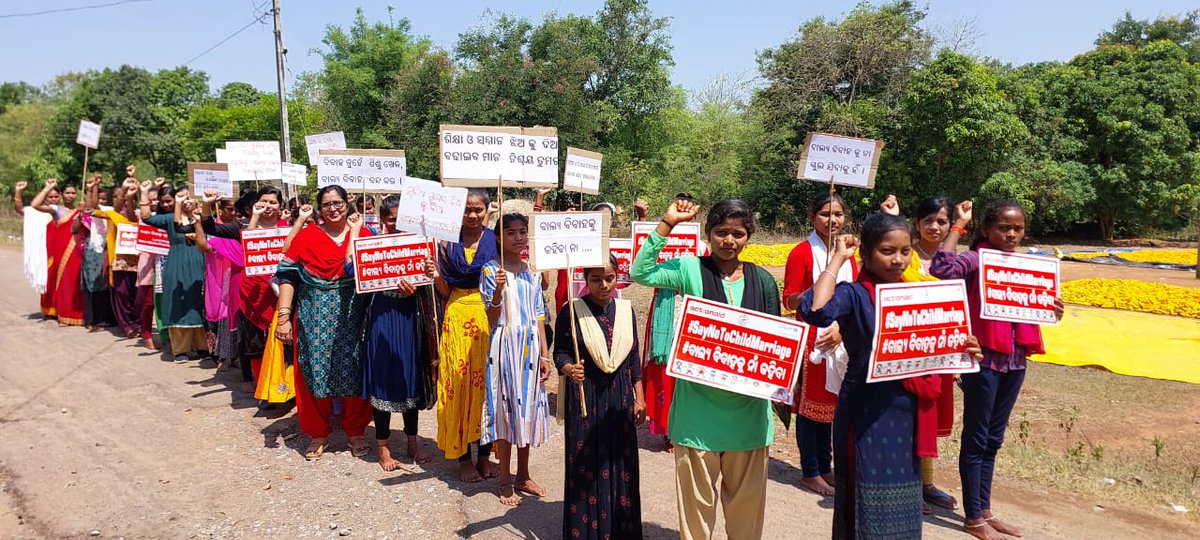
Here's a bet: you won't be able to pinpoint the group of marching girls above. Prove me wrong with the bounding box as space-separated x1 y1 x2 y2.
16 167 1061 540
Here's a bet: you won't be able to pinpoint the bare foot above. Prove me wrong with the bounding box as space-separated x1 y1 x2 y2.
143 338 157 351
663 436 675 454
216 360 230 372
498 483 520 506
984 514 1022 538
477 459 499 479
378 442 401 472
460 461 483 483
963 519 1005 540
513 476 546 497
799 476 836 497
821 472 836 488
406 436 431 464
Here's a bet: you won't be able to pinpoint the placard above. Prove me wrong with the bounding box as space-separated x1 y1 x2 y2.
187 162 232 198
241 227 290 276
438 125 559 187
135 223 170 256
281 162 308 186
394 177 467 243
352 233 436 294
571 238 633 287
796 132 884 188
215 148 229 164
304 131 346 165
225 141 282 181
867 280 978 383
76 120 101 149
631 221 703 263
527 211 610 271
978 248 1060 325
563 147 603 195
115 223 139 255
316 149 406 192
667 295 810 404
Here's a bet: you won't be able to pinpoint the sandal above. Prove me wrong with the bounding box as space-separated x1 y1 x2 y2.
923 486 958 510
349 436 371 457
305 438 327 460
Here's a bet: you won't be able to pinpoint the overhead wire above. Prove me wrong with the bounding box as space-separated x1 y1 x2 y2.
182 6 272 67
0 0 151 19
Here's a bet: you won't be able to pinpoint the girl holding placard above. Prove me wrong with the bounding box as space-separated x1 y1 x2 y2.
931 201 1064 540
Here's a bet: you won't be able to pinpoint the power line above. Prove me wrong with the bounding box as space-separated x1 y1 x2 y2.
0 0 151 19
182 9 272 67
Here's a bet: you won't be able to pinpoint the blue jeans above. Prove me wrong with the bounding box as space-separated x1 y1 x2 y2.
958 367 1026 519
796 416 832 478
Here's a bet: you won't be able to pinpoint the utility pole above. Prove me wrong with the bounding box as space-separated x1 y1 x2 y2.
272 0 292 200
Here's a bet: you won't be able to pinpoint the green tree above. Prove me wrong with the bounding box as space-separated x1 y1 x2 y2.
0 82 44 114
0 101 57 194
216 82 262 109
1097 10 1200 62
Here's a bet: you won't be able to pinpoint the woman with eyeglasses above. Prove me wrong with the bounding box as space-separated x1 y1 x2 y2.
273 186 374 460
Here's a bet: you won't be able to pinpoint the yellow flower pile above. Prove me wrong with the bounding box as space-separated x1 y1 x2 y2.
1067 249 1196 265
1067 251 1109 260
740 243 798 267
1061 278 1200 319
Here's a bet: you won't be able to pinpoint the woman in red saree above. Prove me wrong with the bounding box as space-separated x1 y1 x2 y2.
30 179 85 326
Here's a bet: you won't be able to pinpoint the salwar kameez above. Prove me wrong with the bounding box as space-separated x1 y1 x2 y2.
144 214 205 355
94 209 140 335
641 287 677 437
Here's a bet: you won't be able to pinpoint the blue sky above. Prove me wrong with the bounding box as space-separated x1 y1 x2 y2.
1 0 1196 95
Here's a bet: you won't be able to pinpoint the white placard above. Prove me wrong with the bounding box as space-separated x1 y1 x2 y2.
304 131 346 165
563 147 603 194
76 120 101 149
193 168 233 198
281 162 308 186
796 132 884 188
316 149 406 192
527 211 610 271
394 177 467 243
215 148 229 163
438 125 559 187
225 141 282 181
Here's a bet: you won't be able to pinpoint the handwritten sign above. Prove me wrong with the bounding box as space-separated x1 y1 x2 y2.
978 248 1060 325
571 237 632 288
868 280 978 383
316 149 406 192
135 223 170 256
241 227 290 276
225 141 282 181
304 131 346 165
352 233 436 293
281 162 308 186
438 125 559 187
563 147 602 194
115 223 139 255
796 132 884 188
76 120 101 149
527 211 610 271
667 295 810 404
632 221 703 263
187 162 232 198
394 177 467 243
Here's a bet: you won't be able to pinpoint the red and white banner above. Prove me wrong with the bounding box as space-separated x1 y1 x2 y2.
632 221 703 263
241 227 290 276
115 223 139 255
868 280 978 383
978 248 1060 325
352 233 437 294
667 295 810 404
135 223 170 256
570 238 633 288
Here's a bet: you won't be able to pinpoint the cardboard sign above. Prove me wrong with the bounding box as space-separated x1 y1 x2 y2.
304 131 346 165
352 233 436 293
978 248 1061 325
316 149 406 192
631 221 703 263
796 132 884 188
240 227 290 276
394 177 467 243
76 120 101 149
563 147 603 195
438 125 559 187
281 162 308 186
527 211 610 271
667 295 810 404
571 238 633 287
135 223 170 256
115 223 139 255
187 162 232 198
868 280 978 383
225 141 282 181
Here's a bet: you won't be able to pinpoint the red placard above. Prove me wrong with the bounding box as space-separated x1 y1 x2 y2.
978 248 1060 325
570 238 633 288
352 233 437 293
241 227 290 276
135 223 170 256
667 295 810 404
115 223 139 255
631 221 702 263
520 245 530 261
868 280 978 383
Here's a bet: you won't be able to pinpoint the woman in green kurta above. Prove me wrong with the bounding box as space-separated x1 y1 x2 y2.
139 183 207 362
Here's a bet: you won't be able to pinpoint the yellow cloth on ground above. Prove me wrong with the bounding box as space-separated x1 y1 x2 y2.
1038 305 1200 384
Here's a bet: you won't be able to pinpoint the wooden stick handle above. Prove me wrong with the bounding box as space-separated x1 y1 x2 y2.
568 296 588 418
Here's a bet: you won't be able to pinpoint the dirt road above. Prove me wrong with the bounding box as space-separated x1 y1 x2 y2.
0 246 1190 539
